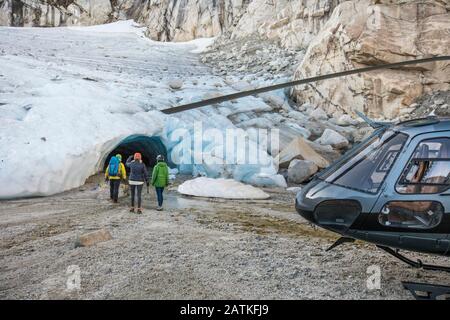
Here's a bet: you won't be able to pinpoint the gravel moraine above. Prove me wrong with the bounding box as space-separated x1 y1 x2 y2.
1 175 449 300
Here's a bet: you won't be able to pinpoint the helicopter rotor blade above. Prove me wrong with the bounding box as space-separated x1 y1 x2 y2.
354 110 391 129
161 55 450 115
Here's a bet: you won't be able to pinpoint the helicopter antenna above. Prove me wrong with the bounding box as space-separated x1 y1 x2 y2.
161 55 450 115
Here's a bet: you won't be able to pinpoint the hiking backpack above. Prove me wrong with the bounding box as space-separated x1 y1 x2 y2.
108 156 120 177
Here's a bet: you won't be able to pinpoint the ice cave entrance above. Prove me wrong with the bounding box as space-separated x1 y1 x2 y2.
103 135 168 170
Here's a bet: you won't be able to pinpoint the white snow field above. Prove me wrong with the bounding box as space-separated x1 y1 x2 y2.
178 177 270 199
0 21 285 199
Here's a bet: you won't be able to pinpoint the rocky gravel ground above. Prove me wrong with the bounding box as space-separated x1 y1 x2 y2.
201 35 304 81
1 175 449 300
408 91 450 119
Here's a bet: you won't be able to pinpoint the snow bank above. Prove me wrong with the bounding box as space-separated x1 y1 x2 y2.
189 38 216 53
68 20 214 53
0 61 166 198
67 20 146 36
178 177 270 199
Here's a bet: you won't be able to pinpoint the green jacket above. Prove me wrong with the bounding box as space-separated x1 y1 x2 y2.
151 162 169 188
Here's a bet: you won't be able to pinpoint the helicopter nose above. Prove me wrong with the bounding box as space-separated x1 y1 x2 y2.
311 200 362 233
295 197 316 223
295 191 362 234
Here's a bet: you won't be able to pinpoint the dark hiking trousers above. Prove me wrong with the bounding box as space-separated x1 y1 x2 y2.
110 180 120 202
155 187 164 207
130 184 143 208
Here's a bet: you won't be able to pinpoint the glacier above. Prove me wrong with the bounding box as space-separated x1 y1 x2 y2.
0 21 286 199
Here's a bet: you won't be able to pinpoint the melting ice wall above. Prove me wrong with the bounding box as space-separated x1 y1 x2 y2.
0 105 285 199
162 113 286 188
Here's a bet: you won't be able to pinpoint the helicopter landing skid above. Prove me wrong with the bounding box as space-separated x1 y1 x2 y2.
377 245 450 273
402 282 450 300
326 237 355 252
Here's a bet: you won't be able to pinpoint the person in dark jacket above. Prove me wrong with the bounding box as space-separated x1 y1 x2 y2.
151 154 169 211
126 152 148 214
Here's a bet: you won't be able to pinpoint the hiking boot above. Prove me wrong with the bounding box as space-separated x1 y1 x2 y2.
129 207 135 213
156 206 163 211
137 208 143 214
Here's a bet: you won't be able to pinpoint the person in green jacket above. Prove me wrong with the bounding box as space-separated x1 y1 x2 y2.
151 154 169 211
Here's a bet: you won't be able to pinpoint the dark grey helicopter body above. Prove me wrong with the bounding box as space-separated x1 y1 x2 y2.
296 117 450 256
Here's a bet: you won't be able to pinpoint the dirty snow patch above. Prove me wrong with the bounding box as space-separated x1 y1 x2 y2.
67 20 146 36
178 177 270 199
189 37 216 53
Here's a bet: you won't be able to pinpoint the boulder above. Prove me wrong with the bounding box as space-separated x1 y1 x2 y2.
286 186 302 194
168 79 184 90
317 129 349 149
282 122 311 139
260 93 285 109
434 98 445 106
75 229 112 248
352 126 375 143
306 140 343 163
288 159 318 184
310 107 328 120
336 114 359 126
274 137 330 169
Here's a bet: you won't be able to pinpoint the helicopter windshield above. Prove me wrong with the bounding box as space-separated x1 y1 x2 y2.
321 130 408 194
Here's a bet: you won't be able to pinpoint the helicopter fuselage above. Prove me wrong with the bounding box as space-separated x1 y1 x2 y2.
295 118 450 256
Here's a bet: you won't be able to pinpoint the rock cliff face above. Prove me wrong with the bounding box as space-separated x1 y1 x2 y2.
291 0 450 119
229 0 346 49
1 0 449 120
0 0 113 26
0 0 344 43
129 0 250 41
0 0 250 34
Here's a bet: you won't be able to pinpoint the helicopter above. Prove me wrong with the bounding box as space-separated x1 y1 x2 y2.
162 55 450 299
293 115 450 299
294 117 450 264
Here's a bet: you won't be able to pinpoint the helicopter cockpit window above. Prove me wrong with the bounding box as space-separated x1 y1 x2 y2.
323 131 408 194
396 138 450 194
